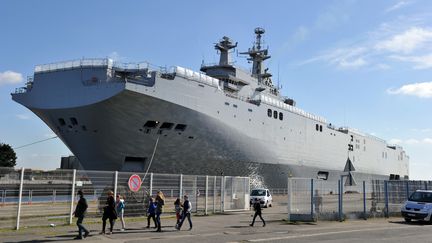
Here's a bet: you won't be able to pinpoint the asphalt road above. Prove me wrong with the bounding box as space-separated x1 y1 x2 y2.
1 204 431 243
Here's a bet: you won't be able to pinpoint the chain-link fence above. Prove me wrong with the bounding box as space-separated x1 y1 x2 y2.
0 167 249 230
288 178 432 222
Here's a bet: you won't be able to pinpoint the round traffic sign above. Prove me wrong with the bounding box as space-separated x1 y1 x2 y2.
128 174 142 192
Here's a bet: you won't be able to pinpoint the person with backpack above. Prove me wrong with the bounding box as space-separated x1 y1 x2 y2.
73 190 90 239
116 194 126 231
176 195 192 231
155 191 165 232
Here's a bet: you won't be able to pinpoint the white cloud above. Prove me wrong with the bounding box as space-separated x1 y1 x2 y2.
389 138 432 145
16 114 31 120
375 27 432 54
389 138 403 145
385 1 412 13
387 81 432 98
0 71 23 86
390 54 432 69
300 47 368 69
293 26 309 42
44 132 57 138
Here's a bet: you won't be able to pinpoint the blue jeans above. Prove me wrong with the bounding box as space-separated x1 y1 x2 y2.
155 212 162 231
178 212 192 229
76 216 89 237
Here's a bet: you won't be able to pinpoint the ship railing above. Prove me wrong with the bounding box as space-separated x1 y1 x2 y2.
174 66 220 88
259 93 327 124
34 58 113 73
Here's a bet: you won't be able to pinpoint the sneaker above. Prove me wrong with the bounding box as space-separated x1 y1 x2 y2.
263 223 266 227
106 232 112 235
249 224 253 227
99 231 105 235
146 226 150 228
84 232 90 238
120 228 125 232
74 236 83 240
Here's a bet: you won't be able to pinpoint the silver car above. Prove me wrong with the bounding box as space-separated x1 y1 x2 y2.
401 190 432 223
250 188 273 208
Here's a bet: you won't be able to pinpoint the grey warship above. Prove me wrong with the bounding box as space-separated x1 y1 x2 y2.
12 28 409 187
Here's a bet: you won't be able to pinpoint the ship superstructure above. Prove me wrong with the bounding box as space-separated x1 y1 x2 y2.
12 28 409 187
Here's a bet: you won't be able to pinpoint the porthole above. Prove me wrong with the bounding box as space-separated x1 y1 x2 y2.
279 112 283 121
273 110 278 119
267 109 272 117
58 118 66 126
70 117 78 125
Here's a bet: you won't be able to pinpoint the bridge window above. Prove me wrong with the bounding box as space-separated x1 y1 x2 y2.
160 122 174 130
175 124 187 131
144 120 159 128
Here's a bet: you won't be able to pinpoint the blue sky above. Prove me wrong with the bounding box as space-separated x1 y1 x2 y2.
0 0 431 179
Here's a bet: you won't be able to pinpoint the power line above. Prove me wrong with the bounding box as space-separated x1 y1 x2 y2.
13 136 59 150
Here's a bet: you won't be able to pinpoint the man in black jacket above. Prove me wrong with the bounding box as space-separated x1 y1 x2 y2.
250 198 265 227
74 190 90 239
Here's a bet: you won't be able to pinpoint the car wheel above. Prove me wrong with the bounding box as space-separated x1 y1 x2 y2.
404 218 411 223
269 201 272 207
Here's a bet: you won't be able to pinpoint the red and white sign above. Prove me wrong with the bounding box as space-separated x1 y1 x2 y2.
128 174 142 192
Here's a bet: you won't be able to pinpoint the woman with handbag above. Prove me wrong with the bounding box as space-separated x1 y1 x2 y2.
101 191 117 235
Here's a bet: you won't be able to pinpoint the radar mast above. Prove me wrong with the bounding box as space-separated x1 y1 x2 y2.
215 36 237 66
240 27 272 86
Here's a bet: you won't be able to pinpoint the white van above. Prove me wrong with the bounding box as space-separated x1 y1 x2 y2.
250 188 272 208
401 190 432 222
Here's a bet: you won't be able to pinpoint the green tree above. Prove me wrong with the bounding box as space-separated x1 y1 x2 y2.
0 143 17 167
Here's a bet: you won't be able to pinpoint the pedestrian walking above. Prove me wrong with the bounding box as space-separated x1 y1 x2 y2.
116 194 126 231
155 191 165 232
250 198 265 227
101 191 117 235
146 197 157 228
73 190 90 239
176 195 192 231
174 198 182 227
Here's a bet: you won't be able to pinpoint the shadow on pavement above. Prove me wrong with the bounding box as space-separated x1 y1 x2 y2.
388 220 429 226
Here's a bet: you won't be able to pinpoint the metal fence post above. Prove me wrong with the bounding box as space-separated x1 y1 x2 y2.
338 179 342 222
149 173 153 196
363 181 367 220
16 167 25 230
113 171 118 199
384 180 389 218
425 181 428 190
221 176 225 212
205 175 208 215
310 178 314 219
179 174 183 199
69 169 77 225
406 181 409 200
287 177 292 221
213 176 216 214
